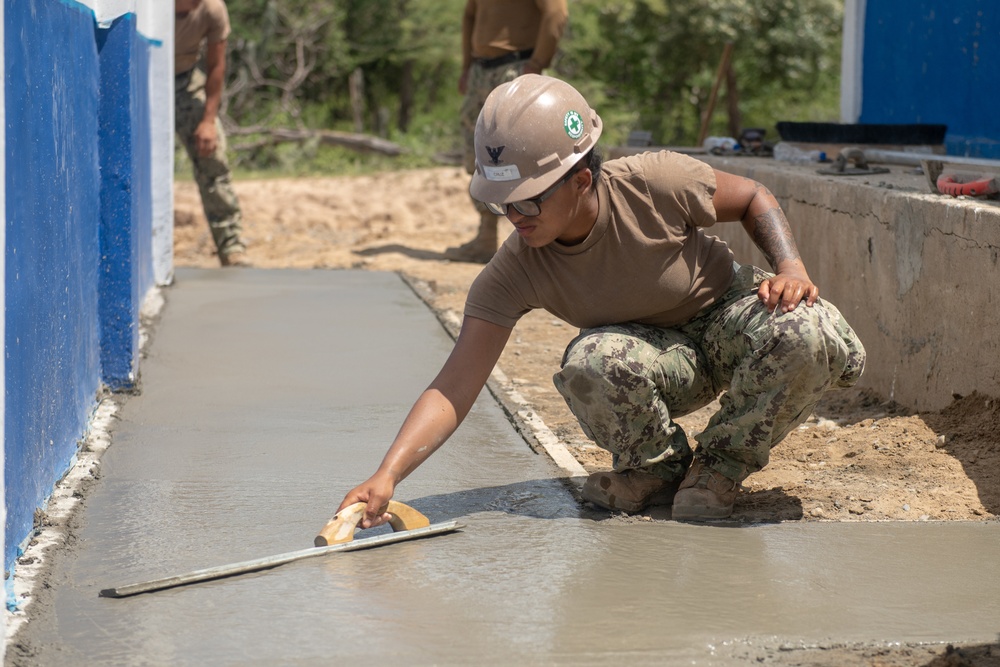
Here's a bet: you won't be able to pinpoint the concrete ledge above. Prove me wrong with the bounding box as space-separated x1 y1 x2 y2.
701 155 1000 411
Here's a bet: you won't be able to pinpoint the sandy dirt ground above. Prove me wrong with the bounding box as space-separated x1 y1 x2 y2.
173 168 999 665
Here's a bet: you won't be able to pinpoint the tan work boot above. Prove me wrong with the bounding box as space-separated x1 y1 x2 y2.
671 459 740 521
581 469 683 513
220 249 251 267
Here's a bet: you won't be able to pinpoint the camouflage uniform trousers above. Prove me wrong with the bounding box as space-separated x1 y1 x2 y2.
553 263 867 484
175 67 246 257
460 60 530 224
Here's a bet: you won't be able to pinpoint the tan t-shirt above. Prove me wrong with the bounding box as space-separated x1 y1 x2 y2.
175 0 231 75
463 0 568 68
464 151 736 330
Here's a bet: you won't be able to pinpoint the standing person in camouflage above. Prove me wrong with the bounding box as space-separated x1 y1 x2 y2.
445 0 569 264
336 75 865 524
174 0 248 267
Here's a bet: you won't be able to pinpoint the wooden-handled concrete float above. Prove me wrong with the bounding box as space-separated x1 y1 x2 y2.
314 500 431 546
100 501 460 598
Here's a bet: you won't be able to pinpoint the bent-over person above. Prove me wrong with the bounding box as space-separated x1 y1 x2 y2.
339 75 866 524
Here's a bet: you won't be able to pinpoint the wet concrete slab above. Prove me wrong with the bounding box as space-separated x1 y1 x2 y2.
11 269 1000 666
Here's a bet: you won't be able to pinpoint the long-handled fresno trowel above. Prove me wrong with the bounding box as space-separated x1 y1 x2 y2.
100 501 461 598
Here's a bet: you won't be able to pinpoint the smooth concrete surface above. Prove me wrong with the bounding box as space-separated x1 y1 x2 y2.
12 269 1000 666
700 154 1000 412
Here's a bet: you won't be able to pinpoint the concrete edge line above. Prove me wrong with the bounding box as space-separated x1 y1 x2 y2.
399 273 588 487
4 286 167 641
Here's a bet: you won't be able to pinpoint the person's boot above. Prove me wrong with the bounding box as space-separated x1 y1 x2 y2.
219 248 251 267
581 469 684 513
444 213 498 263
671 459 740 521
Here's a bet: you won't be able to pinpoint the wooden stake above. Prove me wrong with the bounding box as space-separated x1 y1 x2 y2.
725 60 742 140
697 42 735 147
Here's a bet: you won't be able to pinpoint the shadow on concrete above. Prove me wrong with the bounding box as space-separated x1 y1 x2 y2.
353 244 451 262
404 478 582 524
403 478 805 526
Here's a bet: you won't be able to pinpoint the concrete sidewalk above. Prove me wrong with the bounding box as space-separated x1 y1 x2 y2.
9 269 1000 666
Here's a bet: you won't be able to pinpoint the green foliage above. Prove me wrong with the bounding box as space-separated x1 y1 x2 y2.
558 0 844 144
218 0 844 172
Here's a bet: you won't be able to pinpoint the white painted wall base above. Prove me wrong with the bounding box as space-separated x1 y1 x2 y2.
840 0 866 123
149 0 174 286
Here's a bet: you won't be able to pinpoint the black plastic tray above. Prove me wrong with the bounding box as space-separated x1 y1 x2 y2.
776 122 947 145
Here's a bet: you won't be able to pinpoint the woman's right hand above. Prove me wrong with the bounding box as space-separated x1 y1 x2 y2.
337 470 396 529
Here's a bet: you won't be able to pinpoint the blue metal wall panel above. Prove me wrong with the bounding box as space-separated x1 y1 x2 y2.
860 1 999 158
4 0 102 568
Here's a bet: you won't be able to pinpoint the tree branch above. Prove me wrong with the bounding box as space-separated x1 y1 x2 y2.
229 127 405 156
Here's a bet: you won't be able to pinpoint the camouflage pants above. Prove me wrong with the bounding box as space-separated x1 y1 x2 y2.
460 60 529 225
553 264 866 483
175 67 245 256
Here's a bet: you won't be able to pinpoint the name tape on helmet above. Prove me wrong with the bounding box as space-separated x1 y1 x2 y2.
483 164 521 181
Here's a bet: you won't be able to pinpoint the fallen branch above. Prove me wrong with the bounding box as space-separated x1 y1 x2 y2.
230 127 405 156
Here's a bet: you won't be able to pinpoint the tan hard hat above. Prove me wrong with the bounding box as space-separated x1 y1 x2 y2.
469 74 603 205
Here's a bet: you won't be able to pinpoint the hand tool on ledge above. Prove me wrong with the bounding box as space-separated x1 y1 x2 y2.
816 146 890 176
100 501 460 598
934 173 999 198
817 146 1000 196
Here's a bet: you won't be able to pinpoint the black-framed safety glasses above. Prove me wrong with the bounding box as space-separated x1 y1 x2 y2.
483 166 581 217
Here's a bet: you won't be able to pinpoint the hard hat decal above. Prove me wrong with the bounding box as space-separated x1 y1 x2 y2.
486 145 505 165
483 164 521 181
564 111 584 140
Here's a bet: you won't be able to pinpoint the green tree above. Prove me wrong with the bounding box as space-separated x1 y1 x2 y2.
225 0 349 128
558 0 843 145
221 0 844 170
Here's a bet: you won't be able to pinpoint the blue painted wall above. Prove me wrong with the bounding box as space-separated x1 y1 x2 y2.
97 14 154 389
5 0 103 567
860 1 999 158
4 1 157 570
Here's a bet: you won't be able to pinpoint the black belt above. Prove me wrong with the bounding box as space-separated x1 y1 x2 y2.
474 49 534 69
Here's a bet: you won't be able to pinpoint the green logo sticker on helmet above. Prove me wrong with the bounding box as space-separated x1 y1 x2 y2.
564 110 584 140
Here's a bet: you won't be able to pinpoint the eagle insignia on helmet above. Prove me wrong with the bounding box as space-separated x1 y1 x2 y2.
486 145 505 165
